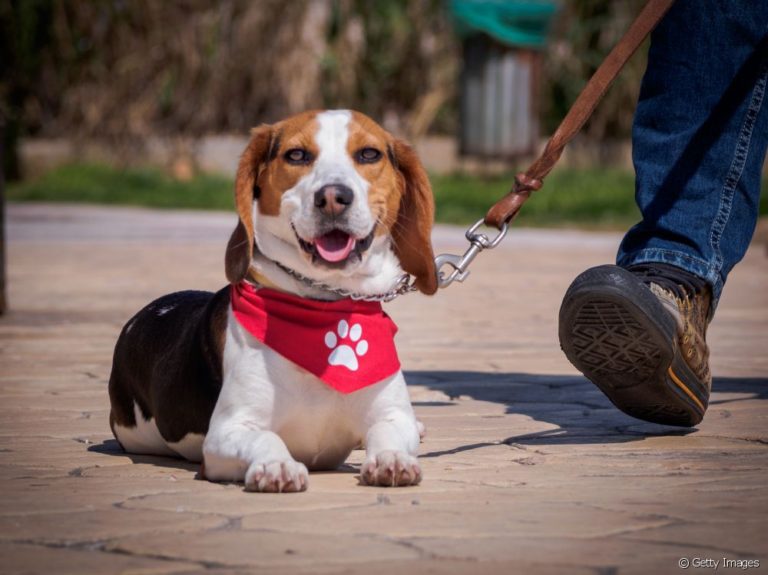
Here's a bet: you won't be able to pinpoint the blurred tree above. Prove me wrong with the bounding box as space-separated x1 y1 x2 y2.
324 0 457 137
1 0 56 314
7 0 456 146
542 0 648 139
1 0 649 170
0 0 54 181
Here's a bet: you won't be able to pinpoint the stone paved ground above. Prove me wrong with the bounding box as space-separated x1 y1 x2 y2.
1 203 767 575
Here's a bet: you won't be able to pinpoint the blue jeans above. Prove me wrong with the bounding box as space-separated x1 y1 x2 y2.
616 0 768 311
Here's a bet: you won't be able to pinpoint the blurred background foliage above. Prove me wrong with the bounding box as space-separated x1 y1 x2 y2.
3 0 647 173
2 1 457 149
543 0 647 139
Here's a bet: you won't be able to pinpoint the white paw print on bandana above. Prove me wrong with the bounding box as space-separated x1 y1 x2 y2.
324 319 368 371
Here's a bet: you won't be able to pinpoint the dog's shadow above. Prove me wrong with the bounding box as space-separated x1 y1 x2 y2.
88 439 360 480
407 370 768 458
88 439 202 473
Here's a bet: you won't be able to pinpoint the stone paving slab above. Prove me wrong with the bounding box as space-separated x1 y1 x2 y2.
1 203 767 575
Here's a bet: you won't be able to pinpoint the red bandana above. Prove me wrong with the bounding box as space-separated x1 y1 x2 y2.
230 282 401 393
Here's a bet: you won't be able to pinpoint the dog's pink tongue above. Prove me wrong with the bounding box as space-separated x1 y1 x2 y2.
314 230 355 262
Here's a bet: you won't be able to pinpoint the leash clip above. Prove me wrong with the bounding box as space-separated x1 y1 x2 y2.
435 219 508 289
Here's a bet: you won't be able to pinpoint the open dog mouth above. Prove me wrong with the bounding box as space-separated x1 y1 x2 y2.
294 226 375 266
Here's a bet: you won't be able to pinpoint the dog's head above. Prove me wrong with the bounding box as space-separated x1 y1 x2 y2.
225 110 437 295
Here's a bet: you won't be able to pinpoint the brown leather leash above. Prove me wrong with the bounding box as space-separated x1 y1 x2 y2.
434 0 676 289
485 0 676 229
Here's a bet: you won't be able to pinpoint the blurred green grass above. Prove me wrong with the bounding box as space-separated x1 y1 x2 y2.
7 164 235 211
430 169 640 228
7 163 768 229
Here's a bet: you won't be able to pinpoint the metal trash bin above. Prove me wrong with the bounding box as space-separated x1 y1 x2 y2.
461 36 538 158
452 0 557 159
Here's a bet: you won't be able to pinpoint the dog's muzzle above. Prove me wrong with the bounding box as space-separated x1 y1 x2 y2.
292 183 374 268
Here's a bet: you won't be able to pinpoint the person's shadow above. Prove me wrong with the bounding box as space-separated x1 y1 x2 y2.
89 371 766 466
406 371 768 459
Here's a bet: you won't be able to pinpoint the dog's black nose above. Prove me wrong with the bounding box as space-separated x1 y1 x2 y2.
314 185 354 217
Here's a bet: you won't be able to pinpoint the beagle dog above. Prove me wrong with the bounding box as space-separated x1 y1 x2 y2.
108 110 437 492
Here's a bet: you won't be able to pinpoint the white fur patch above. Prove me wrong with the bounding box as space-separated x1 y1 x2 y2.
114 401 204 461
157 305 176 316
113 402 176 457
168 433 204 462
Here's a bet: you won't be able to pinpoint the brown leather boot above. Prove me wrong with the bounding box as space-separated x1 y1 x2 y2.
559 264 712 427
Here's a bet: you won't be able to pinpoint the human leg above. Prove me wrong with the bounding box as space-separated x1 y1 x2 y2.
559 0 768 426
618 0 768 304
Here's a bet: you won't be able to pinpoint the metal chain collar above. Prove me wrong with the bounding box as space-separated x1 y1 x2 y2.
271 260 418 302
261 217 508 302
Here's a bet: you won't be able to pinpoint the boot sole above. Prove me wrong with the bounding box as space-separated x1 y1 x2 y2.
559 265 707 427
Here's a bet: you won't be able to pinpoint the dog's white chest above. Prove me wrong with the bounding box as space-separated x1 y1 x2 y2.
211 312 368 470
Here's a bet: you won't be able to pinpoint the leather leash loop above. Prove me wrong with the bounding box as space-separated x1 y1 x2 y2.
514 172 543 194
483 0 676 230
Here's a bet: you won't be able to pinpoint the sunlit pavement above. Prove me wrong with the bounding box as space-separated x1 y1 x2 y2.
2 203 766 574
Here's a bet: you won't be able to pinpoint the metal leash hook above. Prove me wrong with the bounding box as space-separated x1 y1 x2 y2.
434 218 509 289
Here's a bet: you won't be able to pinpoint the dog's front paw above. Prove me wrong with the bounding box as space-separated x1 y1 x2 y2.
244 460 309 493
361 451 422 487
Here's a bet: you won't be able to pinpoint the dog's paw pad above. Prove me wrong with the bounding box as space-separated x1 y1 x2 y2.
361 451 422 487
325 320 367 371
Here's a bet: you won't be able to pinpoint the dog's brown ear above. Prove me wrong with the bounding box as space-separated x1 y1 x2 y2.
225 125 274 283
391 139 437 295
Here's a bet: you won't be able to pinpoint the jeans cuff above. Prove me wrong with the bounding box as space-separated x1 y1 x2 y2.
616 248 723 312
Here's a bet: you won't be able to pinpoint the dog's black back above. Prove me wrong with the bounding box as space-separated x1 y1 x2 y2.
108 288 229 444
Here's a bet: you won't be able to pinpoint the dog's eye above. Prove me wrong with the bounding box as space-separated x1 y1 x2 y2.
284 148 313 165
355 147 382 164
